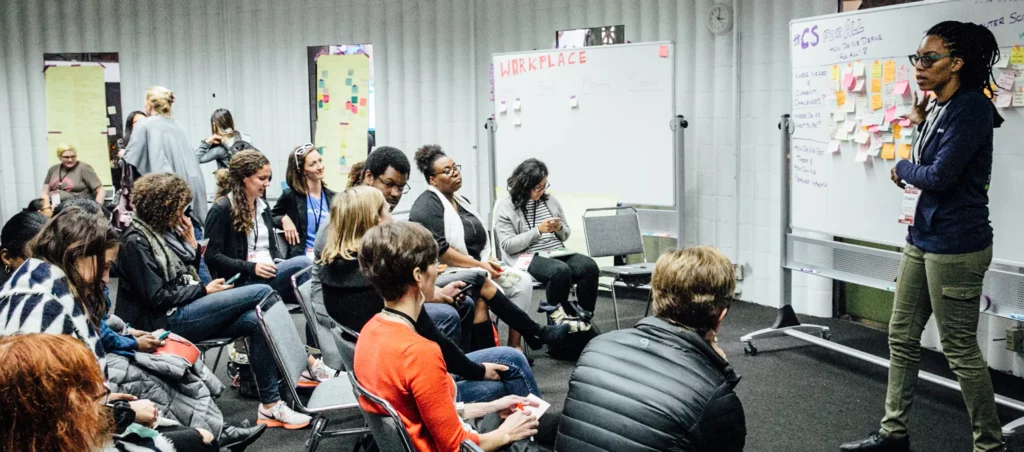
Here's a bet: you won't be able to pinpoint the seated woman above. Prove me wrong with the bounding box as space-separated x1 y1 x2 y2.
354 222 542 452
319 186 539 403
495 159 599 326
114 172 315 430
555 246 746 452
410 145 564 352
0 209 217 450
0 211 47 286
273 144 335 259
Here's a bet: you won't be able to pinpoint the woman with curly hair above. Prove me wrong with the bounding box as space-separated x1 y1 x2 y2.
116 172 314 430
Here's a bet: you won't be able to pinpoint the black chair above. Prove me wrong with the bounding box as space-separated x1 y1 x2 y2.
582 206 654 329
348 372 416 452
291 265 345 371
195 337 236 372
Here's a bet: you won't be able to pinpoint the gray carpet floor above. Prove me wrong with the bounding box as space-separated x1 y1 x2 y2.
192 287 1024 452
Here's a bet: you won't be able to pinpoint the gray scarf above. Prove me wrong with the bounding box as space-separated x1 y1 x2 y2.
132 219 199 284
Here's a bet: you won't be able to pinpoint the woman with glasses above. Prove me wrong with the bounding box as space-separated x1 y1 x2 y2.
556 246 745 452
410 145 567 354
41 144 106 209
273 144 335 259
841 21 1005 452
494 159 599 327
195 108 254 170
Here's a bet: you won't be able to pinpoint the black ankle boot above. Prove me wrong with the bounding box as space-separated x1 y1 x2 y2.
523 323 570 349
839 432 909 452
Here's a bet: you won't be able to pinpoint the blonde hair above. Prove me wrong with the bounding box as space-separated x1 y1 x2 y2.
650 246 735 333
55 143 76 158
319 186 387 264
145 86 174 116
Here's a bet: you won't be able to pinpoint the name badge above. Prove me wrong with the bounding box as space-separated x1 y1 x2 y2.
50 193 61 208
514 253 534 271
898 185 921 226
305 248 315 260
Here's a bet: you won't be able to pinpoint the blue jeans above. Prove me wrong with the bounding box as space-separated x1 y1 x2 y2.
166 284 281 404
194 225 212 285
245 256 312 306
423 303 461 346
455 346 540 403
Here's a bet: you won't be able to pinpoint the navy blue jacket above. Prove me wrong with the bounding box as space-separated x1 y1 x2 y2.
895 89 1003 254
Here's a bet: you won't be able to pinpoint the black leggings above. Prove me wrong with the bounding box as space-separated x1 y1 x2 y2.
527 254 599 314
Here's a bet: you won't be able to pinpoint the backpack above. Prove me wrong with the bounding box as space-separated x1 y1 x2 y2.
111 163 138 232
539 300 600 361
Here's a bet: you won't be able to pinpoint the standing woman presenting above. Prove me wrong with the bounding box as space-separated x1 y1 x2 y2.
841 21 1005 452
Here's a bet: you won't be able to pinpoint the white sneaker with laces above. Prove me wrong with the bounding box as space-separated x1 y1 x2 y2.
257 401 311 430
298 358 337 387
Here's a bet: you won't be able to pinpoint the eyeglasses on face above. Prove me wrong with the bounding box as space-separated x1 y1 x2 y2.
908 53 950 69
375 176 411 194
432 164 462 177
532 182 551 193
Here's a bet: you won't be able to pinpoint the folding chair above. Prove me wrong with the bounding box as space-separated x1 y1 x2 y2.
348 372 416 452
255 293 369 452
582 206 654 329
291 265 345 371
195 337 236 372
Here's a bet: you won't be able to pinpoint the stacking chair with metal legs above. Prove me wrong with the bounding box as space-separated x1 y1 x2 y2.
255 293 368 452
582 206 655 329
291 265 346 372
195 337 236 372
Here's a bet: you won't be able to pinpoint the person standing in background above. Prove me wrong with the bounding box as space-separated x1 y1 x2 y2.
841 21 1005 452
123 86 209 224
41 144 106 209
112 110 147 189
195 108 254 170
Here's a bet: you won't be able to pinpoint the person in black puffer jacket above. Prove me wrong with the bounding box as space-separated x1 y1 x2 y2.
555 246 746 452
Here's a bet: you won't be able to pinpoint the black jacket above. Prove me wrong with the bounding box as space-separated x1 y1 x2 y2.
114 228 206 332
317 256 486 381
271 187 336 258
204 196 284 285
555 317 746 452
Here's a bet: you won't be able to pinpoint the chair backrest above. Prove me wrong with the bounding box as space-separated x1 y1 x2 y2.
335 325 360 374
292 265 347 371
582 206 646 260
348 372 415 452
255 292 311 409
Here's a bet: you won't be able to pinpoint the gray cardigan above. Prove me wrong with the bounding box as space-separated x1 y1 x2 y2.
493 196 570 267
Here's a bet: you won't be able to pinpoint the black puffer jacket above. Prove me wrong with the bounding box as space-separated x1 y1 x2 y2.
555 317 746 452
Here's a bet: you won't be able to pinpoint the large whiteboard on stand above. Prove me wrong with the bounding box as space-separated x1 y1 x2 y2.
789 0 1024 265
492 42 675 207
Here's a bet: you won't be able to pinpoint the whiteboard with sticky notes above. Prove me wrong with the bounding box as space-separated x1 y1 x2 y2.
789 0 1024 265
492 41 675 207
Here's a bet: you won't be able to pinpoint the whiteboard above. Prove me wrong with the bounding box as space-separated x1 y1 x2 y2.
492 42 675 207
789 0 1024 265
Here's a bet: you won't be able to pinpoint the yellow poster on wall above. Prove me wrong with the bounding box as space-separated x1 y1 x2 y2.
45 66 111 186
315 54 370 189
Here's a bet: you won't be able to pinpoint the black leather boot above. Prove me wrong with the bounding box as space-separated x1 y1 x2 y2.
839 432 909 452
219 422 267 452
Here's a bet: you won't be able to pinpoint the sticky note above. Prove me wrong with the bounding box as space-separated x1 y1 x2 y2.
359 98 367 106
996 90 1013 108
1014 87 1024 107
514 98 521 110
513 116 522 126
898 143 912 159
829 141 841 153
318 79 324 88
877 120 891 132
853 61 865 76
871 60 882 78
844 120 857 133
845 94 858 113
835 128 850 141
834 111 845 123
498 101 507 113
883 132 894 143
998 70 1015 91
871 78 882 93
351 96 358 104
345 78 352 86
1011 46 1024 66
107 106 116 115
322 88 329 95
322 70 328 78
347 69 354 76
893 124 902 139
352 85 359 94
323 94 330 103
318 100 323 109
870 135 883 154
856 130 870 144
831 65 840 81
856 96 870 117
568 95 578 108
994 53 1011 69
894 80 910 96
854 78 865 92
855 148 869 162
107 127 116 135
324 101 330 111
871 93 883 110
836 90 847 107
884 106 897 124
843 74 856 90
883 60 896 83
868 125 879 133
658 45 669 58
898 118 912 127
881 143 895 160
352 104 359 113
345 101 352 110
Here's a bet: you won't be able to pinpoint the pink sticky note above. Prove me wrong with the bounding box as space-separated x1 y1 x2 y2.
894 80 909 95
883 106 897 124
658 45 669 58
868 125 879 133
843 74 856 90
829 141 841 153
898 118 912 127
345 101 352 110
351 104 359 113
323 94 330 103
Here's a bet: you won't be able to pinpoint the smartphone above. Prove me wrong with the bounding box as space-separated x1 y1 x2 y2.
157 330 171 341
453 283 475 299
183 203 193 218
225 273 242 285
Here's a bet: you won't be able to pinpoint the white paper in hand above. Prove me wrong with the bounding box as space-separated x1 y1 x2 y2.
521 394 550 419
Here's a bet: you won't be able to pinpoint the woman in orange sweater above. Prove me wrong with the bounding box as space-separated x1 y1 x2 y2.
353 221 541 452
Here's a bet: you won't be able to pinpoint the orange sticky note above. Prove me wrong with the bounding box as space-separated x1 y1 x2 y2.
871 78 882 93
836 90 847 106
1011 45 1024 65
881 143 895 160
893 124 903 139
883 60 896 83
831 65 840 81
359 98 367 106
871 93 883 110
898 143 912 159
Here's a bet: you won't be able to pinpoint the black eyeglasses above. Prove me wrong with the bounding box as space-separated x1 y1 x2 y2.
432 164 462 177
374 175 411 194
908 53 950 69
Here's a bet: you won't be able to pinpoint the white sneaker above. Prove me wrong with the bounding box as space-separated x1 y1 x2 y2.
257 401 311 430
298 358 337 387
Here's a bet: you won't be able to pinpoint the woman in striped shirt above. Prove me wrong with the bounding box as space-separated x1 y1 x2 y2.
494 159 600 325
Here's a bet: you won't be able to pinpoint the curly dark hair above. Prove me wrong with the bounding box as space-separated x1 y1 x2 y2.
507 158 549 214
366 146 411 180
347 161 366 188
926 21 1001 97
414 144 446 183
228 150 271 234
133 173 192 232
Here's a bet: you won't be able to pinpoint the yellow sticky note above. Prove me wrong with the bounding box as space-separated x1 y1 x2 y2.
831 65 840 81
881 143 895 160
871 60 882 78
1012 46 1024 65
836 90 847 107
871 93 883 110
893 124 902 139
897 143 912 159
883 60 896 83
871 78 882 93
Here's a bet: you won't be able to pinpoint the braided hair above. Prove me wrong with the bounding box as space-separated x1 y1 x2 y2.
926 21 1001 97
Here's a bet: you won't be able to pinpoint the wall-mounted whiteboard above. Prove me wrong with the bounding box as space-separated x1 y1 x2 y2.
492 42 675 207
789 0 1024 265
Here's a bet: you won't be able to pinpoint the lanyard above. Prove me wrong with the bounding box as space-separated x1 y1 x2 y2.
308 189 325 232
382 308 416 328
251 215 259 251
57 165 73 190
